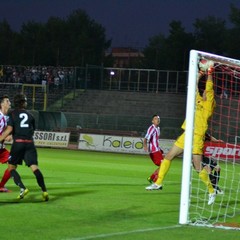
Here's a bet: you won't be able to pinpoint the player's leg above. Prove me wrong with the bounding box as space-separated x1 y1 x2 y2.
9 164 29 199
209 160 217 188
31 165 49 201
194 154 216 205
8 143 29 199
193 155 214 193
0 149 11 192
212 165 223 194
155 135 184 185
146 144 183 190
9 165 26 189
0 168 11 192
27 145 49 201
148 151 162 183
30 165 47 191
149 168 159 182
193 135 216 205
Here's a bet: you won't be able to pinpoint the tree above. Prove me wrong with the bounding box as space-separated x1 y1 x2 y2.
143 33 166 69
192 16 227 55
0 20 13 64
226 4 240 59
20 21 45 65
229 4 240 27
64 9 111 66
44 17 67 66
143 21 194 70
163 21 194 70
0 9 110 66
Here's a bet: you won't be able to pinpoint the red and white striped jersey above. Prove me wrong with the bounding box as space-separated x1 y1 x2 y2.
145 124 160 153
0 111 7 135
0 111 8 149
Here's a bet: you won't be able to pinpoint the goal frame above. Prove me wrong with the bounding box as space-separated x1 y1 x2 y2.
22 83 47 111
179 49 240 225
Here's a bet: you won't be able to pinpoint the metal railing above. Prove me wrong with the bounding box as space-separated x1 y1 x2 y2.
83 65 188 93
0 65 189 111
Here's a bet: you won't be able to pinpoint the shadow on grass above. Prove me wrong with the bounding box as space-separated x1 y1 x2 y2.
0 188 96 204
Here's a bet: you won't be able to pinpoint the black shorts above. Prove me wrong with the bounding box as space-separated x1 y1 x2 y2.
8 142 38 167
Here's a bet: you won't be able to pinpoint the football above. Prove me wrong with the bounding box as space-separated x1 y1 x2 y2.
199 59 214 72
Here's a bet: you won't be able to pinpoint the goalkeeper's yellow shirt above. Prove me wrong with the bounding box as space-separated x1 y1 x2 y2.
181 79 215 136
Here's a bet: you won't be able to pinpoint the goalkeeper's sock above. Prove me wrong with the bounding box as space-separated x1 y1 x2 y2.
0 168 11 188
199 168 215 194
155 159 171 186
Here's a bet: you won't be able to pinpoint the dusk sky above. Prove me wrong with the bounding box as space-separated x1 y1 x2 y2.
0 0 239 48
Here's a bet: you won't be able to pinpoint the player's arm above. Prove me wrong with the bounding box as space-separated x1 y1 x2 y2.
205 132 211 141
205 65 215 95
204 68 216 117
5 135 13 142
0 126 13 142
143 138 148 152
210 135 223 143
205 132 223 143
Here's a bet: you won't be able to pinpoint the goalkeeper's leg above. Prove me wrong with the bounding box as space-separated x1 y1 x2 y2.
146 134 184 190
155 144 183 186
199 168 215 193
146 144 183 190
193 155 215 194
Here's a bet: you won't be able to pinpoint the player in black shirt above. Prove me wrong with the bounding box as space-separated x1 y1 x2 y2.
0 93 49 201
203 133 223 195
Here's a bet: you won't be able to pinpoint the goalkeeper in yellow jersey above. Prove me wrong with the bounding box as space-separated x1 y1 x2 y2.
146 59 217 205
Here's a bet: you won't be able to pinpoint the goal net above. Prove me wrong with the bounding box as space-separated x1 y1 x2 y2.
179 50 240 229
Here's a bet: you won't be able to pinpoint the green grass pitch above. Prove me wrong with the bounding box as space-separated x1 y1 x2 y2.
0 147 239 239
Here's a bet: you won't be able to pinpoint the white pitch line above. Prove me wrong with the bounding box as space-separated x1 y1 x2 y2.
6 179 179 186
63 225 181 240
46 180 179 185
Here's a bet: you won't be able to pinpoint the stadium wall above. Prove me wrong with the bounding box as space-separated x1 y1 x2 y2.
60 90 187 139
35 90 238 142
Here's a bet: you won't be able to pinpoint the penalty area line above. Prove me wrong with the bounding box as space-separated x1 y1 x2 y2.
63 225 181 240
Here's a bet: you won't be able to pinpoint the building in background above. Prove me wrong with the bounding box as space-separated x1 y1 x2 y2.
107 47 144 68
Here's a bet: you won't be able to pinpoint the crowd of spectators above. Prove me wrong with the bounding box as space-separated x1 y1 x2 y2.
0 65 75 92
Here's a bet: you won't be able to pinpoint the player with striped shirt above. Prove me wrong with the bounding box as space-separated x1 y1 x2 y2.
143 114 164 186
0 95 12 192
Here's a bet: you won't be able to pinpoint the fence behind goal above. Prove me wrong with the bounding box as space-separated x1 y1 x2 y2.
180 50 240 229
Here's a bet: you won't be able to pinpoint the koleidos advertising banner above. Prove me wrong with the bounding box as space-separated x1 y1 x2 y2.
78 133 174 154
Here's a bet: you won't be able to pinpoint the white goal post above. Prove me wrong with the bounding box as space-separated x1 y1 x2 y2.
179 50 240 226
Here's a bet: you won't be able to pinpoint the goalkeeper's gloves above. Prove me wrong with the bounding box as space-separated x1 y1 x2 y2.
207 67 214 75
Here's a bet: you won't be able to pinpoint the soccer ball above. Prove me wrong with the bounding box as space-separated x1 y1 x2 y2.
199 59 214 72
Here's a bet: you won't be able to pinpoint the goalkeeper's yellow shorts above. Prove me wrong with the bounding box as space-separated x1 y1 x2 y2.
174 131 204 155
